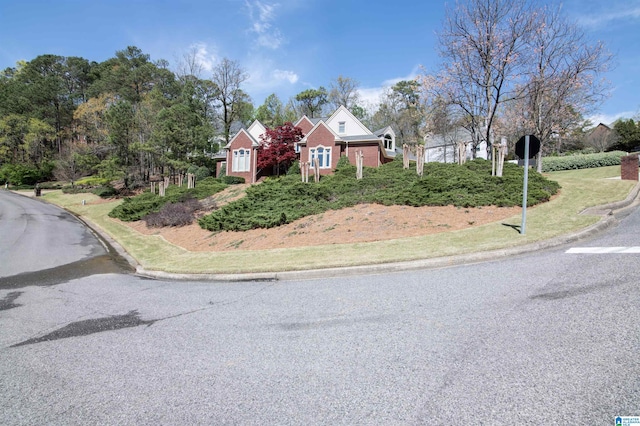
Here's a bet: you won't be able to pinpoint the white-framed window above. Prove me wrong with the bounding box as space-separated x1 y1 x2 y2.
338 121 346 134
384 134 393 150
232 148 251 172
294 143 300 153
310 146 331 169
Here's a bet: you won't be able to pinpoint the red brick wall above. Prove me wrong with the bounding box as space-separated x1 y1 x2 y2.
296 118 314 135
226 132 256 183
216 161 225 177
621 154 639 181
346 144 382 168
301 124 340 175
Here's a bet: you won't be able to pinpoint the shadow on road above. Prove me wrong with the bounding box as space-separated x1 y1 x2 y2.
0 254 134 289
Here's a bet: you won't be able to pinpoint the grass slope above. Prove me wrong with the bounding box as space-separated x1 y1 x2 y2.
40 165 636 274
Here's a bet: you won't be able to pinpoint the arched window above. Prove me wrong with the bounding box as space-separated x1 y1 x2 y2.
310 145 331 168
232 148 251 172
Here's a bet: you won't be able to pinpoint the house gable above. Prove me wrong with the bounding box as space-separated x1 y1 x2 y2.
374 125 397 153
325 105 372 137
294 116 315 135
225 128 259 183
299 121 341 175
247 120 267 142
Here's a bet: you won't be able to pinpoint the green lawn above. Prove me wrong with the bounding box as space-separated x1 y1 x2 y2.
41 165 637 274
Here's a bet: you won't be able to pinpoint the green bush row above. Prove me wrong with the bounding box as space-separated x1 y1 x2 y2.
74 176 112 186
541 151 628 172
0 162 55 186
198 158 560 232
108 177 228 221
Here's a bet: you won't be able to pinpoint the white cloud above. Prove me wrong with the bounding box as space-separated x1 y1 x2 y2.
272 69 298 84
244 58 299 98
577 6 640 28
246 1 284 50
191 42 216 72
588 111 636 126
357 68 421 110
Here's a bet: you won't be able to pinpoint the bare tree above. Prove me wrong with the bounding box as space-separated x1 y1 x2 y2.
523 4 611 170
175 45 206 81
211 58 249 144
437 0 534 157
328 75 361 111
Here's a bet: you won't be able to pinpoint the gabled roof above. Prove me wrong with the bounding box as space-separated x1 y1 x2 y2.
299 120 340 144
325 105 372 136
294 115 315 128
373 126 395 138
224 128 260 149
247 120 267 141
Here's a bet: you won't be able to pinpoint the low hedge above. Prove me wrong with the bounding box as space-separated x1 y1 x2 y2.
541 151 628 172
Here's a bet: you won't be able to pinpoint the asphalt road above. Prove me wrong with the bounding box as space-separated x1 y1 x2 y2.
0 191 127 282
0 191 638 424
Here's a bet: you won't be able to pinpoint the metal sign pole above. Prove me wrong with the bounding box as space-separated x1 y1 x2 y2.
521 135 530 235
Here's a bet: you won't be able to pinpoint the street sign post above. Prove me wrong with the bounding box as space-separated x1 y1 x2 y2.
516 135 540 235
515 135 540 159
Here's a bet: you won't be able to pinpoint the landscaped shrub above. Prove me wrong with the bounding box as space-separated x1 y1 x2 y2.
143 197 201 227
198 158 561 232
75 176 111 186
62 185 93 194
0 162 54 186
541 151 627 172
108 176 227 221
195 166 211 180
92 186 117 198
221 175 245 184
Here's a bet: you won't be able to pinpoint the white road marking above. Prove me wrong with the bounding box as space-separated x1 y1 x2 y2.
566 247 640 254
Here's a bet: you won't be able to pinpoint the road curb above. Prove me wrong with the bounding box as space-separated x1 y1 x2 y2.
10 183 640 282
134 182 640 281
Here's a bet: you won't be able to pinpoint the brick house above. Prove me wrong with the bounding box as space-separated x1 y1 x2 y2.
216 120 265 183
220 105 396 181
297 105 396 175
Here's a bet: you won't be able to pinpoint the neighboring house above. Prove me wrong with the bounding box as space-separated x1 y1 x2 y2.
216 120 266 183
221 105 396 181
585 123 614 151
423 127 487 163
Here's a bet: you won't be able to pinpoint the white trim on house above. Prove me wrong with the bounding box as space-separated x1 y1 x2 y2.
325 105 372 136
247 120 267 142
309 145 332 168
232 148 251 172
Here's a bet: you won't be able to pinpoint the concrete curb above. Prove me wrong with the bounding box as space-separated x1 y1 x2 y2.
10 183 640 282
134 182 640 282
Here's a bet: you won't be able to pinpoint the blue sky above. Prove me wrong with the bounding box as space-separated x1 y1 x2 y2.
1 0 638 125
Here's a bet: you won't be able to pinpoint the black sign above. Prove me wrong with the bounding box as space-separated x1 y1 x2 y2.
515 135 540 159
